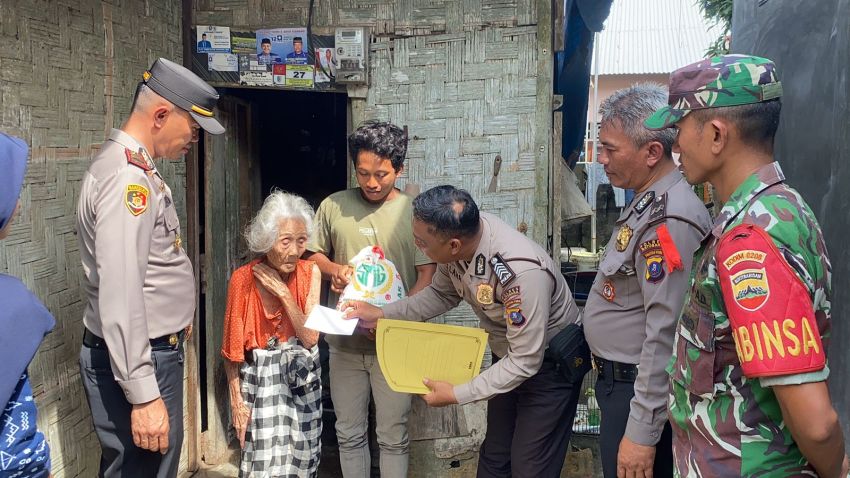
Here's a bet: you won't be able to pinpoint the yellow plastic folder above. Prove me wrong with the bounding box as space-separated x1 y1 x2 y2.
376 319 488 394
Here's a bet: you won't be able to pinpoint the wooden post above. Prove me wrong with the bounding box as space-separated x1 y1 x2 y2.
533 0 555 250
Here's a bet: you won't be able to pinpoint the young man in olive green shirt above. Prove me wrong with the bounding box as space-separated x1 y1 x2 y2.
305 121 435 478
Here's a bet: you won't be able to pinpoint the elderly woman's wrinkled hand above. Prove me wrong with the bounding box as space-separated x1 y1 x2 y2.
232 402 252 449
252 262 292 300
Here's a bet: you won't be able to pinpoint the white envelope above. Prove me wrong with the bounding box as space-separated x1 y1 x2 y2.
305 305 358 335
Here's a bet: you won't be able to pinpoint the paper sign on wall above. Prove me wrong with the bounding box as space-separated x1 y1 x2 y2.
196 26 231 53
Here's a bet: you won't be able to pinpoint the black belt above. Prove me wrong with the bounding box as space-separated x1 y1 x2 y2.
592 355 638 382
83 327 185 351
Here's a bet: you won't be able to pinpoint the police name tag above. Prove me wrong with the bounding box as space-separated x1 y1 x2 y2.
285 64 315 88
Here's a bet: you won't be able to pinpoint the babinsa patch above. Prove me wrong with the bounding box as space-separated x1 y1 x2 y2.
716 223 825 378
639 239 666 283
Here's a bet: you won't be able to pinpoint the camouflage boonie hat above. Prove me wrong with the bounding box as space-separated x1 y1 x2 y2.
644 54 782 130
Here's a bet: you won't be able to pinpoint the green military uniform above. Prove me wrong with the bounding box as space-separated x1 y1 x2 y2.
645 55 833 476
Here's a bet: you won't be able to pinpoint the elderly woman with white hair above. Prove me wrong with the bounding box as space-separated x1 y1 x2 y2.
221 190 322 477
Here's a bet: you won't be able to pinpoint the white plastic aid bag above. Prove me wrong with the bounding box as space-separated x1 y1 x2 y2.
336 245 406 309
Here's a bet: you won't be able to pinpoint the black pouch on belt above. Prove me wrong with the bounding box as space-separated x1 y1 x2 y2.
544 323 592 384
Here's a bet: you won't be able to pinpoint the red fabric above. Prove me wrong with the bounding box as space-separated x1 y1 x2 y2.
716 224 825 378
221 259 313 363
657 224 683 272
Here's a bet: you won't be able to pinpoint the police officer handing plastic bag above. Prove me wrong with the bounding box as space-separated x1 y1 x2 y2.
343 186 585 478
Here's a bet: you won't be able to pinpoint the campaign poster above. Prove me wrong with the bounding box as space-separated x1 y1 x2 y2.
208 53 238 72
255 27 309 65
239 54 273 86
285 64 315 88
231 31 257 54
196 26 231 53
314 47 336 83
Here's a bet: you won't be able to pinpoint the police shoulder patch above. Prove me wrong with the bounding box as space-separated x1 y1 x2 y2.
489 253 515 286
716 223 825 378
502 286 525 327
639 239 666 283
125 184 150 216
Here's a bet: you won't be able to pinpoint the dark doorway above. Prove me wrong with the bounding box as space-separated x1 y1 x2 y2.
220 87 348 210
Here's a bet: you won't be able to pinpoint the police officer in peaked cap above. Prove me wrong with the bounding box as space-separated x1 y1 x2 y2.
77 58 223 477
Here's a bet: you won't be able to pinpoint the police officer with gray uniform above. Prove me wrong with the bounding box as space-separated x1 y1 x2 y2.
582 84 711 478
77 58 223 477
343 185 583 478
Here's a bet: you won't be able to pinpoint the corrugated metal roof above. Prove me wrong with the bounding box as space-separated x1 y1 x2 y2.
591 0 725 75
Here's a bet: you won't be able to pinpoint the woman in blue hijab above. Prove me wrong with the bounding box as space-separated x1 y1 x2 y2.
0 133 54 477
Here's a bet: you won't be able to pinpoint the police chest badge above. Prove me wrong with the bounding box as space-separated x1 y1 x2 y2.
615 225 633 252
601 279 615 302
639 239 665 283
476 284 494 305
125 184 149 216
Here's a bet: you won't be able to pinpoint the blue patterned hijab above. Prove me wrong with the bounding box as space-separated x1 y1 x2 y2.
0 133 55 408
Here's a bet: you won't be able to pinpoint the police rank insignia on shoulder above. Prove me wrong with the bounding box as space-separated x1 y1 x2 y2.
502 286 525 327
126 184 149 216
648 193 667 223
475 253 486 276
476 283 494 305
489 253 515 286
639 239 665 283
125 148 153 171
634 191 655 215
615 225 633 252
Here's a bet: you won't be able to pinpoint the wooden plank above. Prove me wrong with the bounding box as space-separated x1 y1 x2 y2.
202 98 234 465
532 0 553 248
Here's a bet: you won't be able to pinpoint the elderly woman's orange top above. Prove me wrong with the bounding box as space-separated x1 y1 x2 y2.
221 258 314 362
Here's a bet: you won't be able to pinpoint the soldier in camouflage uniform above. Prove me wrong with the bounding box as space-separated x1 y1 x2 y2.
645 54 848 477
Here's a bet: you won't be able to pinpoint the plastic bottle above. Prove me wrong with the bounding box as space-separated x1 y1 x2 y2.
586 388 601 427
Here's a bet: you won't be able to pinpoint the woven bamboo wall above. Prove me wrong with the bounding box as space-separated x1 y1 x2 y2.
0 1 187 476
365 27 541 330
194 0 536 35
192 0 546 332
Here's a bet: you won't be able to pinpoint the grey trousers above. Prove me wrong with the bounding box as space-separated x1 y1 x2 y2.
80 343 184 478
329 347 411 478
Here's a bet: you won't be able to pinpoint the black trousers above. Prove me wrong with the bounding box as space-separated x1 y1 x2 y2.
477 356 582 478
80 343 185 478
594 372 673 478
